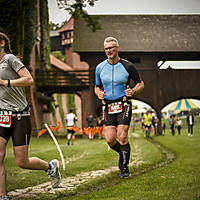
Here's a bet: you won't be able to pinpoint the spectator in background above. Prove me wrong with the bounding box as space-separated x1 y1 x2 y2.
151 112 158 136
187 112 194 136
169 114 176 136
141 116 145 135
86 114 95 139
131 119 135 132
176 117 182 135
96 117 104 139
162 122 166 134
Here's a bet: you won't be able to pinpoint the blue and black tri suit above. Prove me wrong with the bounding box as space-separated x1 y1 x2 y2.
95 58 141 101
95 58 142 126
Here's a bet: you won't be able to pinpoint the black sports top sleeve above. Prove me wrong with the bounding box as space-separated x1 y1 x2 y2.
120 59 142 85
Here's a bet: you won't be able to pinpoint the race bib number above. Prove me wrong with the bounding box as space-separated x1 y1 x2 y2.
0 111 12 128
108 102 123 114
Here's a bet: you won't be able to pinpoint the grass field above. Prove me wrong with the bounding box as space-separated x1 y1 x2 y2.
5 116 200 200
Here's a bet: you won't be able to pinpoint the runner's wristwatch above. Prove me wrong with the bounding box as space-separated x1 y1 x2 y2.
132 89 136 95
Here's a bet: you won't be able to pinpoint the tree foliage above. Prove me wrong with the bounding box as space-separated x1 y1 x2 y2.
49 22 61 31
0 0 37 69
57 0 102 32
49 21 67 31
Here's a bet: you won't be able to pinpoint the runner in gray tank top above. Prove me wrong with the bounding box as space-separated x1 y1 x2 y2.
0 32 61 199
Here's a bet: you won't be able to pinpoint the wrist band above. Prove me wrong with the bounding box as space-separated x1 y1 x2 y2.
7 79 10 87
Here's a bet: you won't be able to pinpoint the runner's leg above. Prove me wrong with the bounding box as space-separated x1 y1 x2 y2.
14 145 49 170
104 126 123 167
67 133 72 145
117 125 129 145
71 134 75 145
117 125 130 177
104 126 117 146
117 125 130 167
12 116 60 188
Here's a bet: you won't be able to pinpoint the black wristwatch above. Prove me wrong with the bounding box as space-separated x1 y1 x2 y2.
132 89 136 95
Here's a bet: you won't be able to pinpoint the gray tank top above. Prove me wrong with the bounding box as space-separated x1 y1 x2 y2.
0 54 28 111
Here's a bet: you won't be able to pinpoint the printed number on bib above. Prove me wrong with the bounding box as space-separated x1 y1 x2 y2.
0 111 12 128
108 102 122 114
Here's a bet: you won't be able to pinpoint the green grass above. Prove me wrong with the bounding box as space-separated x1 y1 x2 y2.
5 117 200 200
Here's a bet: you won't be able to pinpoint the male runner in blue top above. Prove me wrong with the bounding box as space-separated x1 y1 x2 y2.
95 37 144 178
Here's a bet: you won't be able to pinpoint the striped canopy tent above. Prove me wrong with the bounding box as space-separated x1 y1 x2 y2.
168 99 199 115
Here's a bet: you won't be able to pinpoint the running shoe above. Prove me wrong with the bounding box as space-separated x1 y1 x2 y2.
0 196 9 200
119 167 130 178
47 159 61 188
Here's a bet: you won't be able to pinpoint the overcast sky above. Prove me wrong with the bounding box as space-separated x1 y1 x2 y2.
48 0 200 24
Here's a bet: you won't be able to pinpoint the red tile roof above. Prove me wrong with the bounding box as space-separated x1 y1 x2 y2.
58 16 74 33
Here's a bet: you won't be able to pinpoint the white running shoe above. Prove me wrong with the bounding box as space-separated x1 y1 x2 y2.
47 159 61 188
0 196 9 200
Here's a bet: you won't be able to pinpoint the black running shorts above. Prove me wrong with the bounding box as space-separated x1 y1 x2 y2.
0 116 32 146
103 101 132 126
145 124 151 129
67 129 75 135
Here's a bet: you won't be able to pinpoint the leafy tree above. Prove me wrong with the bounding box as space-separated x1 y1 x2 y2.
49 21 67 31
0 0 37 68
49 22 61 31
57 0 102 32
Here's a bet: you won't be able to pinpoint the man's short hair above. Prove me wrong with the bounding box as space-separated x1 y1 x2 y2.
104 37 119 46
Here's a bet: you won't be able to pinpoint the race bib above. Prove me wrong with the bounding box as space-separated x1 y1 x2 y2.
0 111 12 128
108 102 123 114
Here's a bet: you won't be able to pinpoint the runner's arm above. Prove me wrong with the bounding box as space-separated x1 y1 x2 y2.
0 67 34 87
132 81 144 95
94 85 106 100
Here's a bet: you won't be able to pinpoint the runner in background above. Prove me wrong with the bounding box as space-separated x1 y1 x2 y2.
143 111 152 138
65 109 77 145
